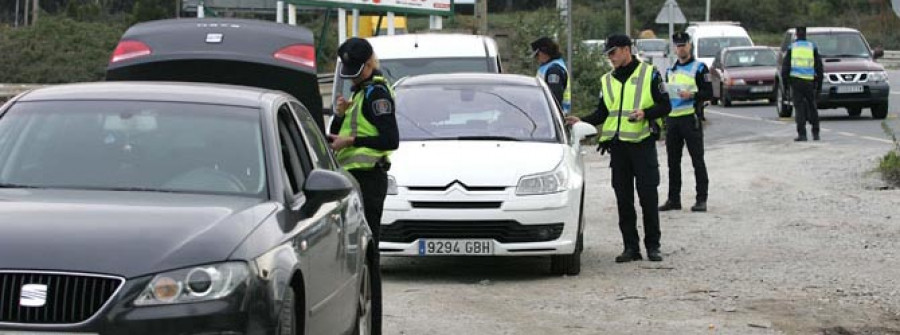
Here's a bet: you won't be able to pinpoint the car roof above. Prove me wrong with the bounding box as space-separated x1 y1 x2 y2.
787 27 861 34
367 33 498 59
687 25 751 38
395 73 540 88
14 82 271 108
723 46 775 52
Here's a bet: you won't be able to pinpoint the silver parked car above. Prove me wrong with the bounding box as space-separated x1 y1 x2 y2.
0 82 377 334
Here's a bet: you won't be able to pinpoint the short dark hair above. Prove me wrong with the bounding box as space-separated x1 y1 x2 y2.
531 37 562 59
796 26 807 39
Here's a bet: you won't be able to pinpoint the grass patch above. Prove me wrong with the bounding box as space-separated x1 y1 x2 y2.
878 121 900 187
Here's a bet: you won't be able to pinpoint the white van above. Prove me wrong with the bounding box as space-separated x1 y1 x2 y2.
685 22 754 68
331 33 502 108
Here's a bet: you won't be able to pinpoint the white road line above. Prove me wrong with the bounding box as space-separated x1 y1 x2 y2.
706 108 893 144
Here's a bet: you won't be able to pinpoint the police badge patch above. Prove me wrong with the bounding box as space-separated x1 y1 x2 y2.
372 98 393 116
547 74 560 84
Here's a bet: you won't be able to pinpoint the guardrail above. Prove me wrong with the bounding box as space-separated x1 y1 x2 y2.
879 50 900 69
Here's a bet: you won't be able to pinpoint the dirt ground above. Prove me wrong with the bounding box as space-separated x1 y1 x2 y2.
380 128 900 335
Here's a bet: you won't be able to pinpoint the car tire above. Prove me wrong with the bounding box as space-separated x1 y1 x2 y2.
721 84 732 107
872 103 889 119
278 286 298 335
776 83 793 118
848 107 862 117
551 193 583 276
353 255 375 335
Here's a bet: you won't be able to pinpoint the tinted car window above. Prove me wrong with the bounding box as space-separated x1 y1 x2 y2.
395 84 559 142
339 57 492 99
0 101 266 196
724 49 778 67
638 40 667 52
808 33 871 58
698 37 752 58
277 106 308 195
290 101 337 170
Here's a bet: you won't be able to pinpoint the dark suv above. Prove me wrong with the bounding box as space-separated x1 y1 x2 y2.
776 27 890 119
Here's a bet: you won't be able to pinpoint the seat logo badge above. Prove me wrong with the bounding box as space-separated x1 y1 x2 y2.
20 284 48 307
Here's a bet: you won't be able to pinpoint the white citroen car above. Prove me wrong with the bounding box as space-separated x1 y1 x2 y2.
381 73 597 275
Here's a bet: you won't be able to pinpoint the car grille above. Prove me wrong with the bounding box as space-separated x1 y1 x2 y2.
382 220 564 243
0 272 123 325
827 72 866 84
410 201 502 209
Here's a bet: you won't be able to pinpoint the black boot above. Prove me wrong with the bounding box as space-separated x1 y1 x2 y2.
647 249 663 262
794 136 807 142
691 201 707 212
812 132 820 141
659 200 682 211
615 249 642 263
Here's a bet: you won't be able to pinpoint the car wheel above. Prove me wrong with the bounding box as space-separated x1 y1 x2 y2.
278 286 298 335
550 194 583 276
848 107 862 117
872 103 889 119
353 256 374 335
776 83 793 118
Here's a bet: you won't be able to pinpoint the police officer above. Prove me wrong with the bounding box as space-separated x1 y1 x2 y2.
659 32 711 213
532 37 572 114
566 34 672 262
329 37 399 335
781 26 824 141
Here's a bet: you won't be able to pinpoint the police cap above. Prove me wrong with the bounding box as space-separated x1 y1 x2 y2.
603 34 632 55
338 37 373 79
672 32 691 45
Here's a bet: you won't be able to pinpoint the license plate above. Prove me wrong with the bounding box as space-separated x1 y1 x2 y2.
750 85 773 93
836 85 864 94
418 239 493 255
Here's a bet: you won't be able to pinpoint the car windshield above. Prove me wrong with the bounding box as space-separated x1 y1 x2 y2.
0 101 266 197
808 33 871 58
638 40 667 52
724 49 778 67
395 84 560 142
698 37 752 58
339 57 491 100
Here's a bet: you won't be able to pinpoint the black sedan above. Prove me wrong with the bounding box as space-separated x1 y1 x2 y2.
0 82 376 334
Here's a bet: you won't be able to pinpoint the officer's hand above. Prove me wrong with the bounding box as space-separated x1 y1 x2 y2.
335 95 350 117
630 109 645 121
328 134 355 151
565 116 581 126
678 90 692 99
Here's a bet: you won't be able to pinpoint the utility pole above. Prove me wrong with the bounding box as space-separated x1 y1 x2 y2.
14 0 19 27
475 0 488 35
625 0 631 36
31 0 38 26
23 0 28 27
706 0 711 21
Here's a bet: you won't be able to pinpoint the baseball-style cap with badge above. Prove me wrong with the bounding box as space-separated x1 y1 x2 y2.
672 32 690 46
530 36 554 57
603 34 632 55
338 37 373 79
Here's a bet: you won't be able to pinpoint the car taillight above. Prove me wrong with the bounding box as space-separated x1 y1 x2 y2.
274 44 316 69
110 40 152 63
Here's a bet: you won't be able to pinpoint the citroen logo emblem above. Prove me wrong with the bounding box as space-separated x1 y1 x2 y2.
20 284 48 307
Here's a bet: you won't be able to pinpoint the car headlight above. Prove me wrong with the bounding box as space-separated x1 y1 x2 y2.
726 78 746 86
869 71 889 82
134 262 249 306
387 175 398 195
516 165 568 196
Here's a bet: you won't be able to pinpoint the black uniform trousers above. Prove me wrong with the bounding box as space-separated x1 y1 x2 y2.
348 168 387 335
665 114 709 204
791 79 820 137
609 139 661 252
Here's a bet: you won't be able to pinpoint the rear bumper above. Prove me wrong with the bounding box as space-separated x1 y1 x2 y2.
725 85 776 101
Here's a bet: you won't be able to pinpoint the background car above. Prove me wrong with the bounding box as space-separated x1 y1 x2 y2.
775 27 890 119
685 22 754 69
0 82 375 334
381 73 597 276
710 46 780 106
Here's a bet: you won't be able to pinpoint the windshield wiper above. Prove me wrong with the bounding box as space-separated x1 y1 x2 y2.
0 183 42 189
825 54 867 58
77 186 194 194
454 136 521 141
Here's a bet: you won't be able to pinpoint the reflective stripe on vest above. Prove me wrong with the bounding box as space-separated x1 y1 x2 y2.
598 62 655 143
537 58 572 114
790 41 816 81
666 60 701 117
336 75 394 170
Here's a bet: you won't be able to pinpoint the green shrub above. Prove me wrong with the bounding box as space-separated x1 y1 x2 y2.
878 121 900 187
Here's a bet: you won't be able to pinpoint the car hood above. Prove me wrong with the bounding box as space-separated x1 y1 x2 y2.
0 189 275 278
724 67 778 81
821 58 884 72
390 141 565 187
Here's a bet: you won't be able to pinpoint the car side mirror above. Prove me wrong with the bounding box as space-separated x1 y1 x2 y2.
873 47 884 60
299 169 353 216
571 121 598 141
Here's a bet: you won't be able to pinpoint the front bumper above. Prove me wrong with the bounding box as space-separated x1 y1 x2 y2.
816 81 890 109
725 84 777 101
380 186 582 256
